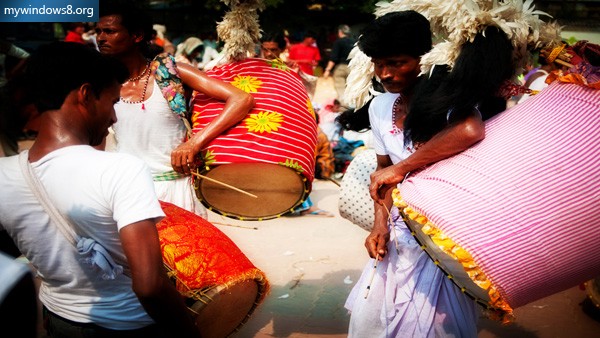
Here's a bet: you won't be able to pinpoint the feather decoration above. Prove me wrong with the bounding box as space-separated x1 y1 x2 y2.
216 0 265 63
344 46 376 109
345 0 562 109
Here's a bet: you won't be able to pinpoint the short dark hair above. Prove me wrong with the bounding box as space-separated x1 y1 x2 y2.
25 42 128 112
358 11 432 59
99 0 154 45
261 31 287 50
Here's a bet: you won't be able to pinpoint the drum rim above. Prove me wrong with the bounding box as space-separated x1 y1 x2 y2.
401 212 513 321
193 165 310 221
167 263 270 335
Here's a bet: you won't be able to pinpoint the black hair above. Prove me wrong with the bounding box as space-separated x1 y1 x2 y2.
336 99 373 132
261 31 287 50
358 11 431 59
25 42 128 113
404 26 514 145
99 0 154 45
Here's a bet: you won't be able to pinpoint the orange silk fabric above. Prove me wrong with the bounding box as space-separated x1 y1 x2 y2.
157 201 268 294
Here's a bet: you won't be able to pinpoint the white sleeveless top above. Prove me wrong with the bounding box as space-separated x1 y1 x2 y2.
113 79 187 176
112 80 207 218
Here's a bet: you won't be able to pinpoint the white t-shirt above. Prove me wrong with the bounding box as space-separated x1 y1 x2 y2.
0 146 165 330
368 92 413 164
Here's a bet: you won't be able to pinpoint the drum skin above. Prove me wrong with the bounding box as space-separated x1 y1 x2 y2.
156 201 269 336
397 83 600 316
191 58 317 220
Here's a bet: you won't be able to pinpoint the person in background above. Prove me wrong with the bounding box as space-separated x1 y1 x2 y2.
0 41 200 338
152 24 175 55
288 30 321 76
323 24 356 107
175 37 204 68
64 22 86 44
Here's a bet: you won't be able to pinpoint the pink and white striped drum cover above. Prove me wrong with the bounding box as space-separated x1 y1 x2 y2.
191 58 317 220
398 82 600 317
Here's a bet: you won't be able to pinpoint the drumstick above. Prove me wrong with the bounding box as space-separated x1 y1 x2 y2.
364 253 379 299
190 172 258 198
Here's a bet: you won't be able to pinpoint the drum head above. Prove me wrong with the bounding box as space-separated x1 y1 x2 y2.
196 163 306 220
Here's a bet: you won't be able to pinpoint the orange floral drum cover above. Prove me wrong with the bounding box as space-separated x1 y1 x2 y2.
156 201 269 302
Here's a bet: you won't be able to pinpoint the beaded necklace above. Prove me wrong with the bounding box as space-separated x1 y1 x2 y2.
125 61 151 83
120 61 152 110
390 95 404 135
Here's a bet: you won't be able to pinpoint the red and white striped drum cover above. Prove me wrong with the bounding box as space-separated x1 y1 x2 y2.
399 82 600 310
191 58 317 219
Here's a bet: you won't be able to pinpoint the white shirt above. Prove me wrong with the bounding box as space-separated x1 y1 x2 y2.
0 146 164 329
368 92 414 164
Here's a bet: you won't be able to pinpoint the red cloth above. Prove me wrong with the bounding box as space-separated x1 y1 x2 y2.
64 31 84 44
288 43 321 75
157 201 269 296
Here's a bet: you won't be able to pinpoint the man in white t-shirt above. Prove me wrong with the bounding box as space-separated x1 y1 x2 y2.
0 42 200 338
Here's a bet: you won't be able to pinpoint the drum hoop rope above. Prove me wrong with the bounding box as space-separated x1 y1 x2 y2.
397 207 515 323
163 262 270 331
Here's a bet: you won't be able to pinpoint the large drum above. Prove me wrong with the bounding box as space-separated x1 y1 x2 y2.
157 201 269 337
393 82 600 321
191 58 318 220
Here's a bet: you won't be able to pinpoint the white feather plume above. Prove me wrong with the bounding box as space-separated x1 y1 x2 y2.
344 46 376 109
344 0 562 109
217 0 265 63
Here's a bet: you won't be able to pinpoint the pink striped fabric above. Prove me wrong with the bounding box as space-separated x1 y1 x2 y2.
400 83 600 308
191 58 317 185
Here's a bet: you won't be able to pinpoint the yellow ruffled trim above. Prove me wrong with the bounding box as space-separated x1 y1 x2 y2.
392 189 514 323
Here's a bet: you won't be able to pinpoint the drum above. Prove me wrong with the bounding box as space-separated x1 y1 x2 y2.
394 83 600 321
338 148 377 231
191 58 318 220
157 201 270 337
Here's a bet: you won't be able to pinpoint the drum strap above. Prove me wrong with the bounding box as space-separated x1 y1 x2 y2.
18 151 130 279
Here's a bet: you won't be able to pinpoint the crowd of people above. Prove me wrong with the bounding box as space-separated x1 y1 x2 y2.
0 0 599 337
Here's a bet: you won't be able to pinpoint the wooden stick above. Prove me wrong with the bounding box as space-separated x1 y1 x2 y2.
190 172 258 198
211 221 258 230
327 177 341 187
364 254 379 299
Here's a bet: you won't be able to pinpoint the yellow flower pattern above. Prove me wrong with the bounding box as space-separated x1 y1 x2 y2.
231 75 263 93
245 111 284 133
267 59 289 71
279 159 304 173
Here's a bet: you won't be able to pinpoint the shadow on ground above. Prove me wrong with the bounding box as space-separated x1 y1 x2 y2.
236 269 361 337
